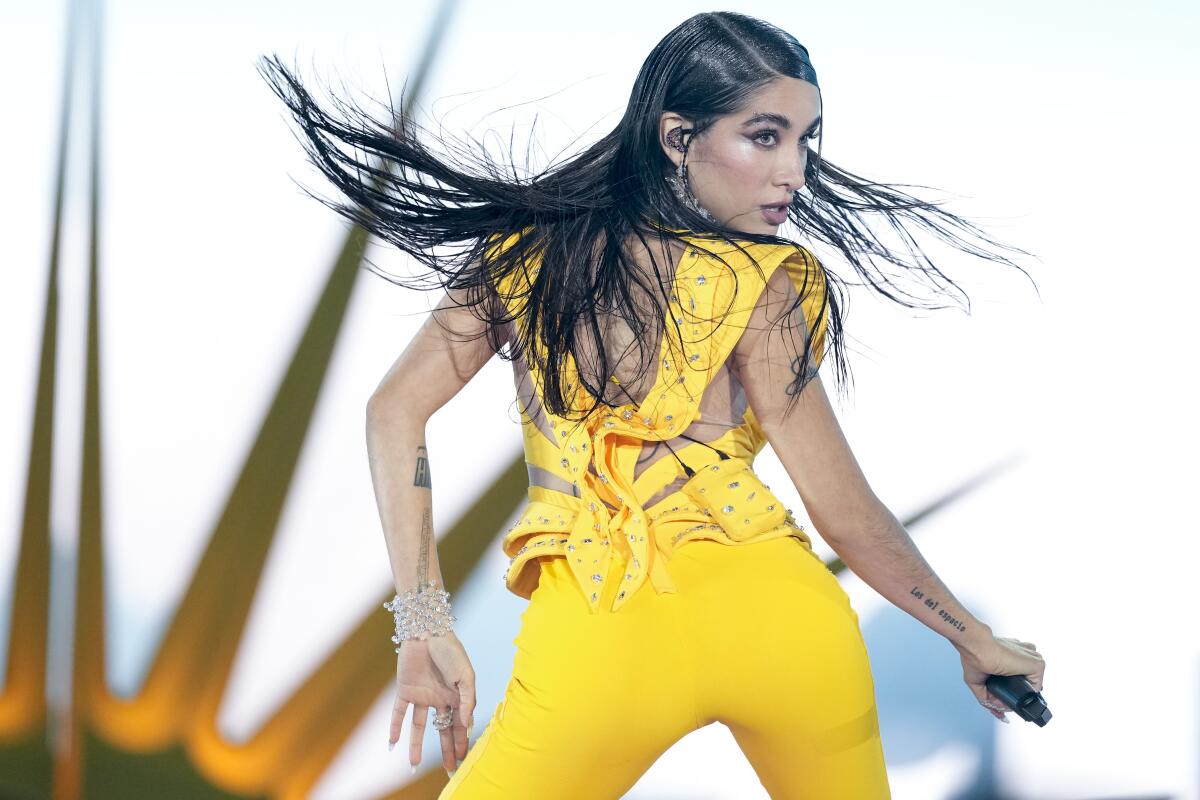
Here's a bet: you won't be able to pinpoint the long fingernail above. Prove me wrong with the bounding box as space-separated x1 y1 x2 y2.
999 714 1010 724
410 764 416 774
388 740 394 751
446 768 456 777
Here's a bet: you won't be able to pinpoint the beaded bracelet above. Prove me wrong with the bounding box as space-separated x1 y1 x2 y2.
383 583 457 653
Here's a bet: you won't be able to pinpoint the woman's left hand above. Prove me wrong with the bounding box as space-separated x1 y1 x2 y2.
955 633 1046 722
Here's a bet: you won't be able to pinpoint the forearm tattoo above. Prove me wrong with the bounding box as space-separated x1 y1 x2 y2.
413 446 434 589
416 507 434 590
910 585 968 633
413 445 432 487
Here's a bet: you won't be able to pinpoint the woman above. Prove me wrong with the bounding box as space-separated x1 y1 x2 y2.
259 11 1046 798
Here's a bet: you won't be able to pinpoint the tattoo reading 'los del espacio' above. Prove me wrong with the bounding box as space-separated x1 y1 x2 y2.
910 585 967 633
413 445 432 488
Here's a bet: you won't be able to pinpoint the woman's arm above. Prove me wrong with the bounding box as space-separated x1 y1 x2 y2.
754 374 993 656
730 266 994 657
365 287 507 595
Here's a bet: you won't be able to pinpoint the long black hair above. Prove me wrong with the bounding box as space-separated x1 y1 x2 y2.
256 11 1036 423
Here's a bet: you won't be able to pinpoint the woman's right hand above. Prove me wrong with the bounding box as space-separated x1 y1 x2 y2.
955 632 1045 722
388 632 477 776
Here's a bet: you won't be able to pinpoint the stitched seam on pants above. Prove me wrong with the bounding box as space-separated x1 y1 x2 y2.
811 704 882 757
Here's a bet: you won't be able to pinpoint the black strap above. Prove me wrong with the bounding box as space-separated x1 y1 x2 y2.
605 377 731 478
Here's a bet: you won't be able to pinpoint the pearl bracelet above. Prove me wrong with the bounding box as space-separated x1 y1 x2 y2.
383 583 456 652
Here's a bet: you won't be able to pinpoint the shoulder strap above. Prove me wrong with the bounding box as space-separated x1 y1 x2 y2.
687 241 821 385
488 229 538 319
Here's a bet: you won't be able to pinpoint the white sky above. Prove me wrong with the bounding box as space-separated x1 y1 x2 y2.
2 1 1198 798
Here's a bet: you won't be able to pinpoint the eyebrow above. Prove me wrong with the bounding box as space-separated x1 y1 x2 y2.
741 112 822 132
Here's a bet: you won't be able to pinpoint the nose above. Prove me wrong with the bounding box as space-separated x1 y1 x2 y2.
775 151 807 193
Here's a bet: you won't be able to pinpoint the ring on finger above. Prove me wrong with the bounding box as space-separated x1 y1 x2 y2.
432 706 454 732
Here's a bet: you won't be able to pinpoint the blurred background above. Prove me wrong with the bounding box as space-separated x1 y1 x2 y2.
2 0 1197 798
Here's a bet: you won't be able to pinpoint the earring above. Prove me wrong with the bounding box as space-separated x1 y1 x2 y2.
668 163 717 223
664 127 716 223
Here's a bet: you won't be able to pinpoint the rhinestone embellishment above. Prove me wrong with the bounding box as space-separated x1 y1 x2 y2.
722 505 735 513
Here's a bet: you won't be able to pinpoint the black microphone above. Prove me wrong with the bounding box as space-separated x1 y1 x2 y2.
985 674 1051 726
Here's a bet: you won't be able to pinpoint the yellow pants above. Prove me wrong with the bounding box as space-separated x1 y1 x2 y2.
440 535 891 799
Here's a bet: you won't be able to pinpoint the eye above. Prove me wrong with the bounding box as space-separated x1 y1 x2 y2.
751 129 779 147
754 129 820 149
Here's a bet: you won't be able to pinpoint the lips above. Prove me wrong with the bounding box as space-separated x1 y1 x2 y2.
760 204 789 225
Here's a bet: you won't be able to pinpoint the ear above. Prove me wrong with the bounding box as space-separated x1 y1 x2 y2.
659 112 693 169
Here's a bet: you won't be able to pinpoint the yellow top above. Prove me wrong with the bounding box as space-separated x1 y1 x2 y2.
491 229 829 613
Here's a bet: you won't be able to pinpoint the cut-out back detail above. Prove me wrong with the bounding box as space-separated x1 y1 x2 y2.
494 229 829 613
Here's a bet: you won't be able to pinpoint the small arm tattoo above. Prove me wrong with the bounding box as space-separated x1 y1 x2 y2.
413 445 432 488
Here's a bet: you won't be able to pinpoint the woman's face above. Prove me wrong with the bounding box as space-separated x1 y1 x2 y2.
660 76 821 235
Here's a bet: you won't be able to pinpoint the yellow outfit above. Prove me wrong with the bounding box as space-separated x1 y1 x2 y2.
440 233 890 799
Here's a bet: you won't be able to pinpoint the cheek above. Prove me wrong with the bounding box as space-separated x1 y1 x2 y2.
709 143 771 194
